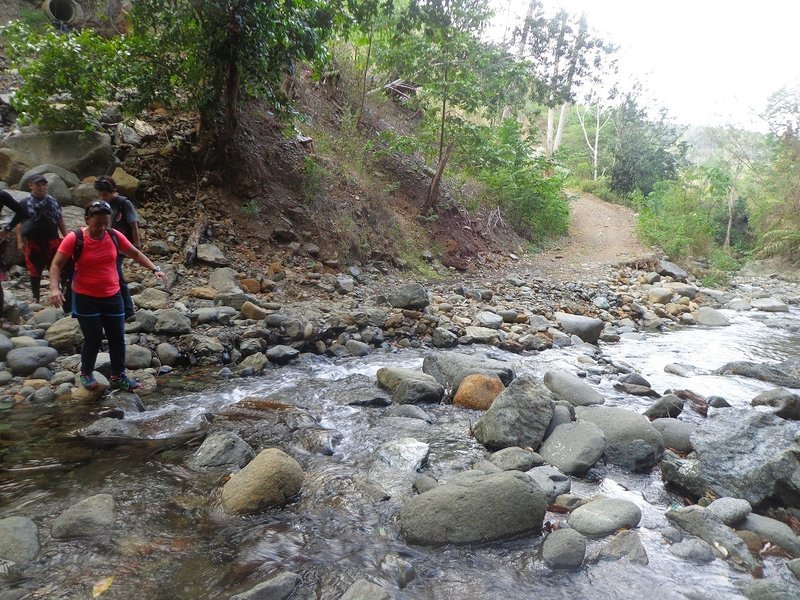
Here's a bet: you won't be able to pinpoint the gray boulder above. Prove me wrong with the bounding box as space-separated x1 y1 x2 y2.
665 505 759 572
125 344 153 370
539 421 605 475
750 297 790 312
5 131 115 178
135 288 171 310
431 327 458 348
689 409 800 508
741 580 800 600
51 494 115 539
43 316 83 352
705 497 752 526
542 528 586 570
587 530 648 565
18 163 80 188
737 513 800 557
209 267 242 293
488 446 543 472
229 571 300 600
668 538 715 563
650 418 695 453
398 470 547 545
543 370 605 406
0 517 39 563
266 345 300 365
339 579 390 600
473 376 554 450
714 358 800 388
525 465 571 502
197 243 229 267
643 394 684 419
554 312 603 344
374 437 429 471
188 432 255 470
422 352 514 391
388 283 429 310
567 497 642 537
694 306 730 327
657 260 689 281
5 346 58 375
575 406 665 472
154 309 192 335
376 367 444 404
751 388 800 420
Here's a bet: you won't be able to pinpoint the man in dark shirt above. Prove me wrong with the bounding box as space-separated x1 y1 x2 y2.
94 176 139 320
0 190 29 319
15 175 67 303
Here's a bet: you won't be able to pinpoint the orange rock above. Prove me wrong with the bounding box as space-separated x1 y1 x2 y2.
453 374 505 411
239 278 262 294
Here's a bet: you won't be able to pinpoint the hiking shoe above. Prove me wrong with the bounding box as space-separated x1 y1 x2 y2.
109 374 142 392
79 373 100 391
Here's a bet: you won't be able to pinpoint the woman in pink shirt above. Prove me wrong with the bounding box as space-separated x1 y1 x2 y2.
48 201 169 391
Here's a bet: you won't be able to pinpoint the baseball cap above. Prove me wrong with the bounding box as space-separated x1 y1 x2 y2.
85 200 112 216
30 175 49 184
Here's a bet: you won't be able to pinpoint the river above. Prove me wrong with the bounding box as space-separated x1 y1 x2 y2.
1 304 799 600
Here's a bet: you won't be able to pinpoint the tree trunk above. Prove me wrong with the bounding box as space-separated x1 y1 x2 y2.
724 185 736 249
593 101 600 180
546 107 555 155
423 141 455 215
356 28 373 125
183 211 210 266
553 101 569 153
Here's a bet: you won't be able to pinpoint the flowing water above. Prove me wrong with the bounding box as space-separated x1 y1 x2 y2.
2 306 800 600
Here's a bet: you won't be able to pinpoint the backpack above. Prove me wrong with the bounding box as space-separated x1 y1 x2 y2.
62 228 120 313
21 196 61 241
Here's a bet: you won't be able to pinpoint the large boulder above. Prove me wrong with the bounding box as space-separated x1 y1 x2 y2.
5 346 58 375
187 431 255 470
715 358 800 388
422 352 514 391
575 406 664 472
543 370 605 406
44 316 84 351
0 516 39 563
221 449 303 514
751 388 800 420
0 147 32 185
472 376 554 450
688 409 800 508
553 312 603 344
154 309 192 335
4 131 115 178
51 494 115 539
657 260 689 281
388 283 429 310
539 421 605 475
567 497 641 537
398 470 547 545
376 367 444 404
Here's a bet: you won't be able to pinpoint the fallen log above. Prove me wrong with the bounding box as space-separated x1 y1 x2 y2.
183 211 209 266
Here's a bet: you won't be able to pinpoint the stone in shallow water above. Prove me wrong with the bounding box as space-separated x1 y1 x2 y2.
567 497 641 537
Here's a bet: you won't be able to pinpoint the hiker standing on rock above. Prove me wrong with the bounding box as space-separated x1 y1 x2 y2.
48 200 169 392
94 176 139 320
0 190 29 321
16 175 67 303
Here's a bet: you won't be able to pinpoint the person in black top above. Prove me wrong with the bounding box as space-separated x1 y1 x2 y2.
0 190 29 318
94 176 140 320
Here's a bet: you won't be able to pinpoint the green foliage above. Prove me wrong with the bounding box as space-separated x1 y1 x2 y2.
303 156 328 209
3 22 120 129
701 248 742 287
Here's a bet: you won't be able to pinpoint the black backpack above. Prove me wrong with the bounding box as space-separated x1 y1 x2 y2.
62 228 120 313
22 197 61 241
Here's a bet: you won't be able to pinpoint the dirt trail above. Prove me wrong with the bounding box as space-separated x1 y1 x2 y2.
515 192 655 282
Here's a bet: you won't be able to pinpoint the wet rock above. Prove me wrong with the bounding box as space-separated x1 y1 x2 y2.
376 367 444 404
715 359 800 388
345 340 370 356
737 513 800 557
554 312 603 344
188 432 255 470
452 373 504 410
694 306 730 327
431 327 458 348
375 437 429 471
587 530 648 565
705 497 752 526
740 578 800 600
399 470 546 545
750 297 789 312
412 476 438 494
0 517 38 564
788 559 800 580
229 571 300 600
665 505 759 572
643 394 684 419
221 449 304 515
297 428 342 456
473 376 554 450
689 409 800 508
51 494 115 539
235 352 268 375
575 406 665 472
668 538 715 563
422 352 514 391
650 418 695 453
488 446 543 471
156 342 180 366
525 465 570 502
339 579 390 600
567 497 642 537
5 346 58 375
614 382 660 398
542 528 586 570
539 421 605 475
378 553 416 589
266 345 300 365
0 336 11 361
751 388 800 420
543 370 605 406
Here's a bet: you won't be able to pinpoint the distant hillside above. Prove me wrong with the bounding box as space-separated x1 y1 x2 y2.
682 125 768 165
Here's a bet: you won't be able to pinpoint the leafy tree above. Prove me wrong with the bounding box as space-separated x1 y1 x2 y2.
610 92 687 197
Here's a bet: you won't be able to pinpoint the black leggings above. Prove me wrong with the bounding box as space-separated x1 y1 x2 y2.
73 292 125 376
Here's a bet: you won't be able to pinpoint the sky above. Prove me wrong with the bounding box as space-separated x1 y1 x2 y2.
493 0 800 130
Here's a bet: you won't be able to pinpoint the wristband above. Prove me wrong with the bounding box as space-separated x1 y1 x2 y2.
152 266 162 273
